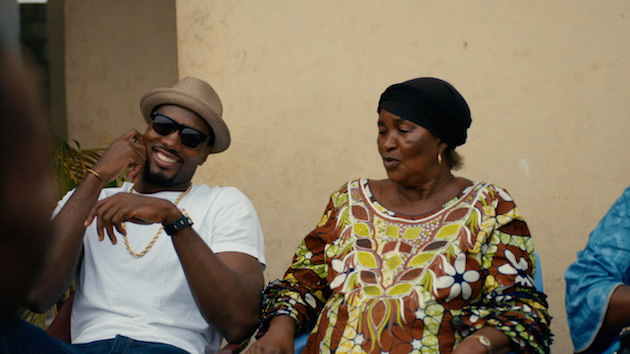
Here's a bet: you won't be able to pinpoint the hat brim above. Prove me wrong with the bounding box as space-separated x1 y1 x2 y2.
140 88 230 154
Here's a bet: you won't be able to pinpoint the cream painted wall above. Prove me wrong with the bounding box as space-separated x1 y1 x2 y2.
176 1 630 352
62 0 178 144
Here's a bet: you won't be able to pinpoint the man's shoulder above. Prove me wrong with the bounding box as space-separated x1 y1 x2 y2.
188 184 253 207
191 183 245 198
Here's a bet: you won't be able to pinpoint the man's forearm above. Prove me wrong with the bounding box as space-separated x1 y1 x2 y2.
171 226 264 344
25 173 104 312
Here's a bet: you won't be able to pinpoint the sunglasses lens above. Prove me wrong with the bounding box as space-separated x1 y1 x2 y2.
151 112 208 148
180 129 207 148
151 115 177 136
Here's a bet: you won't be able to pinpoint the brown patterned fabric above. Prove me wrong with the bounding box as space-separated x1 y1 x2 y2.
258 179 552 353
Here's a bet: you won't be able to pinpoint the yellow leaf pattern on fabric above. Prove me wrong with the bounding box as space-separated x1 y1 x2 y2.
385 254 402 270
435 223 460 239
363 285 383 296
387 283 413 296
357 251 377 268
409 252 435 267
354 223 370 237
402 227 421 239
385 225 399 238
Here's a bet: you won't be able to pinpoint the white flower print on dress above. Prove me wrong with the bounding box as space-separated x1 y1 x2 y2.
498 249 534 287
330 259 347 289
435 254 480 302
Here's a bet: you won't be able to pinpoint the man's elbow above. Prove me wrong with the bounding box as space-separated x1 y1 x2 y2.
223 320 259 345
221 310 261 345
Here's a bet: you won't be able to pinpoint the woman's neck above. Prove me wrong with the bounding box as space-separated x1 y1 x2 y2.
372 173 471 216
394 172 456 203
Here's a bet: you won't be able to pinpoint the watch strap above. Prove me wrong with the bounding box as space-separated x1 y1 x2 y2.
164 211 193 236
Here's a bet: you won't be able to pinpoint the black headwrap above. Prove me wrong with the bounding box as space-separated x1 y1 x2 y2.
377 77 472 147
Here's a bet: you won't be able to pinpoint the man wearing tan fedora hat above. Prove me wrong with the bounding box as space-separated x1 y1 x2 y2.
4 77 266 353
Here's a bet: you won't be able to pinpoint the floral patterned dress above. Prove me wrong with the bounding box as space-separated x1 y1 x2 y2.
258 179 552 353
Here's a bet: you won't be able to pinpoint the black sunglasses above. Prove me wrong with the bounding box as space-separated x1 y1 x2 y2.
150 112 209 149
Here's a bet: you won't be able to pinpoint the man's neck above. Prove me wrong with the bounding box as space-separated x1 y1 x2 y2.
133 179 192 194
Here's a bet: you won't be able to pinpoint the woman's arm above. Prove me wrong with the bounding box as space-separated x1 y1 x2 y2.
252 185 349 351
456 184 552 353
246 315 296 354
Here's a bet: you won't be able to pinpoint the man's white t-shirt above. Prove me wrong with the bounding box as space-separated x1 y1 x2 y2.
53 182 266 354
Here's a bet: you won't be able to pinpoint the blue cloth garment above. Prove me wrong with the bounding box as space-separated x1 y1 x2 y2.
565 186 630 353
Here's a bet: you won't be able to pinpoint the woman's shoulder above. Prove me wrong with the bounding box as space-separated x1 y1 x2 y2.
325 178 373 205
466 181 517 203
331 178 370 193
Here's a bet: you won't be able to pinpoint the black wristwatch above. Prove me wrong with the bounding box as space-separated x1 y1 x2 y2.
164 211 193 236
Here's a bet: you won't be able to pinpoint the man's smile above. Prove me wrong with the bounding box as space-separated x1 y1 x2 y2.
153 147 181 168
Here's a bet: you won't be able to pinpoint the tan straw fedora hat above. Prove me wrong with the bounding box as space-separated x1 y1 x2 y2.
139 77 230 153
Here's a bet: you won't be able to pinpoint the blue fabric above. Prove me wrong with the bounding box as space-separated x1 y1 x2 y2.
565 186 630 353
534 251 544 293
0 318 188 354
294 333 308 353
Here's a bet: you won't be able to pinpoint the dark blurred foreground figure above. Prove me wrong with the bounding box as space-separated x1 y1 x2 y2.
0 74 266 353
248 77 553 353
565 187 630 354
0 47 55 326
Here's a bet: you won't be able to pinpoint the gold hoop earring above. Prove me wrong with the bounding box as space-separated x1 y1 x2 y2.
437 153 442 165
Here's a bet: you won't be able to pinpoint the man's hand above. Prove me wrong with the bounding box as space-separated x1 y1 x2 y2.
85 193 178 244
91 129 147 184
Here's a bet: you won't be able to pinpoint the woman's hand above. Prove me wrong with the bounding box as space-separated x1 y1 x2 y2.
453 328 514 354
246 316 296 354
453 335 490 354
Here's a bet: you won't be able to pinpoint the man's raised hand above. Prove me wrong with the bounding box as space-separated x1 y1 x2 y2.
91 130 147 184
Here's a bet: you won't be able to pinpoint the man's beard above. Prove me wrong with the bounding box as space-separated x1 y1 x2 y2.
142 162 178 187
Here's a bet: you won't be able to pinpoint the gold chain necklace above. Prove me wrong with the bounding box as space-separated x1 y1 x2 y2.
123 184 192 258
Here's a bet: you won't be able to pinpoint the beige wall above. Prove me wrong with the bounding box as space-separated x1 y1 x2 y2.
175 1 630 352
58 1 630 352
60 0 178 144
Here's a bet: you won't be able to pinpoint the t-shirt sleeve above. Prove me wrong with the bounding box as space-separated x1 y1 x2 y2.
200 187 266 267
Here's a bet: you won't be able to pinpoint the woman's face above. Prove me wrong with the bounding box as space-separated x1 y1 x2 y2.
377 109 444 187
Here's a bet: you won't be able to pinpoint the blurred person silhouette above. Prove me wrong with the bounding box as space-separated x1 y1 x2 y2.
0 42 56 326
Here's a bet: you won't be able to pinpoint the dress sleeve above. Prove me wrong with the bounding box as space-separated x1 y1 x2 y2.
453 185 553 354
564 187 630 353
256 186 348 336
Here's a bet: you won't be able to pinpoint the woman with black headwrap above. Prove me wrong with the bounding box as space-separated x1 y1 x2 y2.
247 78 552 353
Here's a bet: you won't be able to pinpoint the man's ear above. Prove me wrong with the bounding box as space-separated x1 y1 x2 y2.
199 145 212 165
